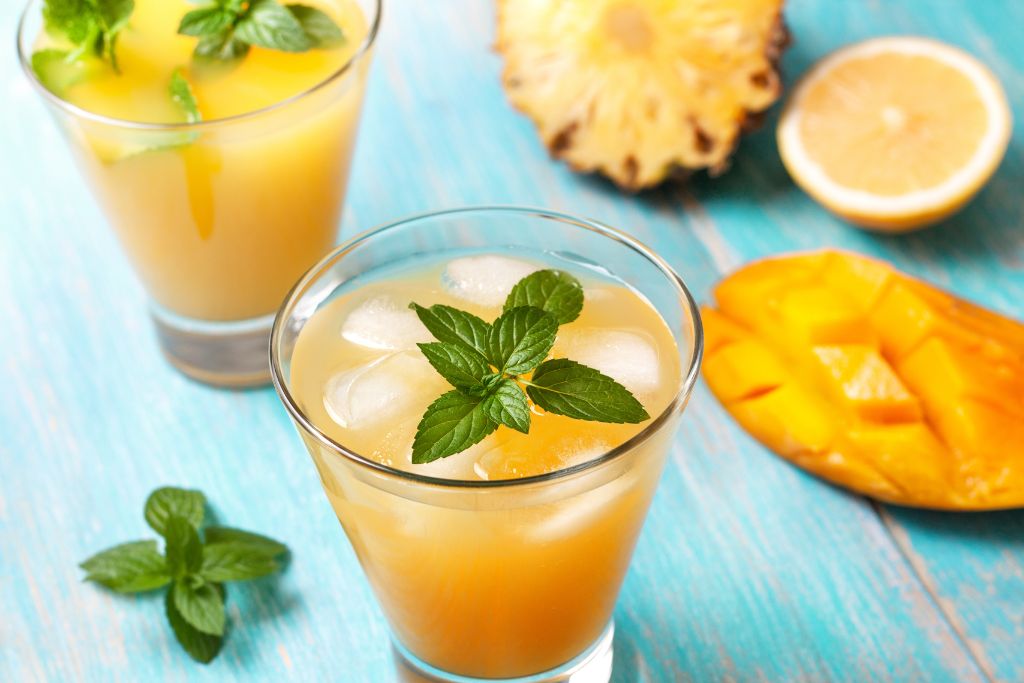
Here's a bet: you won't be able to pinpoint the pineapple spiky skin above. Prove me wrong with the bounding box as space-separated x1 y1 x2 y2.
496 0 789 191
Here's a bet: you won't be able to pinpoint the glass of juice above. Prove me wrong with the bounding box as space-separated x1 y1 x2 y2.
17 0 380 386
271 207 703 682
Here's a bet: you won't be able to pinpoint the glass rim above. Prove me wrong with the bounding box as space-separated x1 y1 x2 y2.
15 0 382 131
270 206 705 490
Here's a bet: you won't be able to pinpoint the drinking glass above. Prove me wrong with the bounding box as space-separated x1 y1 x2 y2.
17 0 381 387
271 207 703 682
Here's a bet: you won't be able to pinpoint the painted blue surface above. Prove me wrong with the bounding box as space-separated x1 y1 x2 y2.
2 0 1022 681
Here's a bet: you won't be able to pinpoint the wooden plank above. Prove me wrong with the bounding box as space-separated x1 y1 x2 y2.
1 0 1019 681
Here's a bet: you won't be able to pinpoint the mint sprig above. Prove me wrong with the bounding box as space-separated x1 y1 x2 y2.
41 0 134 70
179 0 345 63
409 269 651 464
79 486 288 664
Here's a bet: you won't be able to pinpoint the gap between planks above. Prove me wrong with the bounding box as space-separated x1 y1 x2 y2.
682 190 998 683
873 502 998 683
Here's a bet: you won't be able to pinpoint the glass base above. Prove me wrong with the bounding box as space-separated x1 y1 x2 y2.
151 306 274 388
391 622 614 683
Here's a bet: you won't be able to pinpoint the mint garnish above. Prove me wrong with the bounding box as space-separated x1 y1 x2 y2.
418 342 492 394
409 269 651 464
408 303 491 360
169 69 202 123
79 486 288 664
527 358 649 423
481 379 531 434
179 0 345 63
287 4 345 48
411 390 498 464
40 0 134 71
487 306 558 375
504 269 584 324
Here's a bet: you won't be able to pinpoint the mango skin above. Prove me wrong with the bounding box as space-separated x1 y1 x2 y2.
702 249 1024 510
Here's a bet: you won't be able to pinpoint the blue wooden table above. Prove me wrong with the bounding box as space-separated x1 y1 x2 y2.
3 1 1022 681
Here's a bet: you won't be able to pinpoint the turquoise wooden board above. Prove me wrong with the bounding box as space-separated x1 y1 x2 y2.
2 0 1021 681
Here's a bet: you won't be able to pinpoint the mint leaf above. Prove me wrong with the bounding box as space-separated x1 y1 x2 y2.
194 31 250 61
204 526 287 556
43 0 99 47
166 585 223 663
80 540 170 593
145 487 205 535
200 543 281 582
286 4 344 48
410 303 490 359
30 49 93 96
487 306 558 375
527 359 650 423
169 69 201 124
481 379 530 434
164 515 203 577
178 7 235 36
504 270 584 324
172 579 225 636
234 0 311 52
95 0 133 69
417 342 491 393
96 0 132 33
412 390 497 464
42 0 133 69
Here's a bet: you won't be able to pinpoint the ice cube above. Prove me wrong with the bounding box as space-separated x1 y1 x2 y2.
414 435 499 481
474 437 610 480
323 353 444 430
341 295 432 350
355 414 497 480
555 329 661 396
527 469 638 542
441 256 540 307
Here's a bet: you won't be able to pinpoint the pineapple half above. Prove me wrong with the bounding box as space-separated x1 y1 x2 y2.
496 0 789 190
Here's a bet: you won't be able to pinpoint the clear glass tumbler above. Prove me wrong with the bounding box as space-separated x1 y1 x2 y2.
271 207 703 682
17 0 381 387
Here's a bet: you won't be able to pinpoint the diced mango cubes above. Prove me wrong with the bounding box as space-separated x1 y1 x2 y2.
811 345 921 423
702 339 789 403
702 250 1024 510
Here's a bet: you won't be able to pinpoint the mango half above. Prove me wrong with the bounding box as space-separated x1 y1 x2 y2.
702 250 1024 509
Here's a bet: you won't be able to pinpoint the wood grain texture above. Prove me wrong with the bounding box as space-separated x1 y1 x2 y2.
1 0 1021 681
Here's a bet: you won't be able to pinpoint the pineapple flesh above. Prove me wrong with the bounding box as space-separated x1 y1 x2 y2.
496 0 789 190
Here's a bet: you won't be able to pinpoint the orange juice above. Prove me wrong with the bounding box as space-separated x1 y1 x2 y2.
288 253 683 678
32 0 372 321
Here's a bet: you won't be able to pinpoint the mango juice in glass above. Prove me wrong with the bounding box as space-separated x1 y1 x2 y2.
272 208 703 682
17 0 380 386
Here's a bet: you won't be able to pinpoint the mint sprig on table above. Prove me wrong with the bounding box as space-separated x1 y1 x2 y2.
409 269 650 464
179 0 345 62
80 486 287 663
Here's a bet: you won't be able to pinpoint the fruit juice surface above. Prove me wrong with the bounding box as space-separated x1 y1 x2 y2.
37 0 371 321
289 251 683 677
